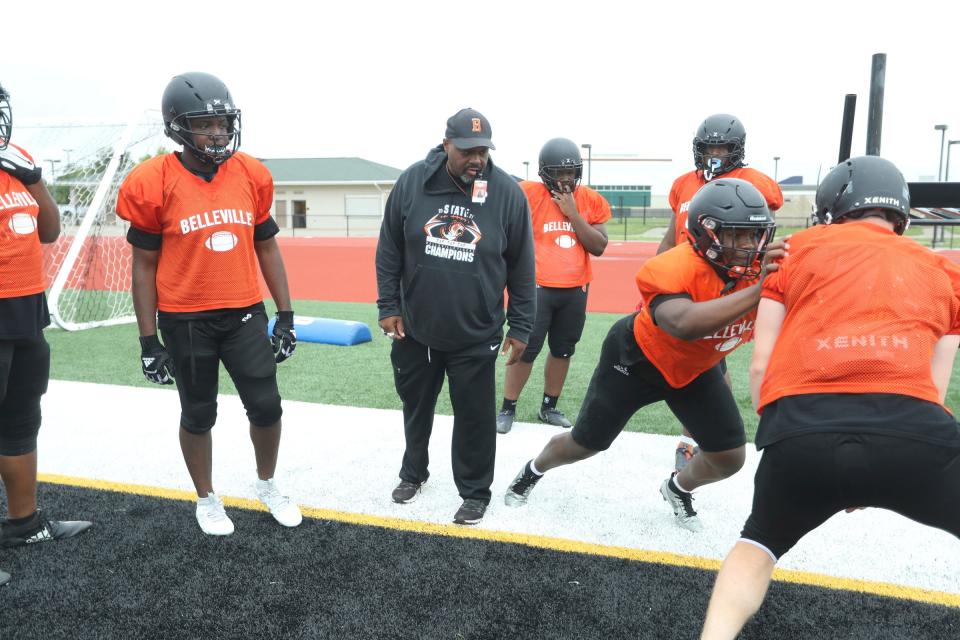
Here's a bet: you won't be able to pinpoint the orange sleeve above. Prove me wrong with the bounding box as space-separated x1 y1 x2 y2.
939 256 960 334
585 189 612 225
9 143 35 163
668 176 682 215
752 170 784 212
116 162 163 234
246 155 274 222
636 247 697 303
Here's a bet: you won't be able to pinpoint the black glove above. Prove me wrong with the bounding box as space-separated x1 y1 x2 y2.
272 311 297 363
0 146 42 185
139 335 175 385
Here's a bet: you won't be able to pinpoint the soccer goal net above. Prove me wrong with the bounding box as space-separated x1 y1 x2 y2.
16 112 169 330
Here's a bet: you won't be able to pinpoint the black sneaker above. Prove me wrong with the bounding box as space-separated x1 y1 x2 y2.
0 568 10 587
0 510 93 548
538 407 573 428
504 460 543 507
391 480 424 504
659 475 702 532
496 409 516 434
453 498 487 525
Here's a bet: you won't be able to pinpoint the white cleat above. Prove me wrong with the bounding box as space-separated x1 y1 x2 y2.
660 477 703 533
256 478 303 527
196 492 235 536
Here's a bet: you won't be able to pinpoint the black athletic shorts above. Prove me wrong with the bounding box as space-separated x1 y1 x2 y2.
570 314 745 453
741 421 960 560
158 303 281 433
520 285 589 363
0 333 50 455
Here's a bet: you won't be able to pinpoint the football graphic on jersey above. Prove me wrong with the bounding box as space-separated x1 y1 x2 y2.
204 230 239 252
555 235 577 249
8 213 37 235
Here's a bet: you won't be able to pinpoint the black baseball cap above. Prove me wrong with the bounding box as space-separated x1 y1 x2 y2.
445 108 495 150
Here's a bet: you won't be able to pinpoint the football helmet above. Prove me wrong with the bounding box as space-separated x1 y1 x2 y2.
813 155 910 235
0 83 11 151
538 137 583 193
686 178 775 279
161 72 241 165
693 114 746 180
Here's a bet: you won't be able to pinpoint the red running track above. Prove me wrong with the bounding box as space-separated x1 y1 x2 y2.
276 237 657 314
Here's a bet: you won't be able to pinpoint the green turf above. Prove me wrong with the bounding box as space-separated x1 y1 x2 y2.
44 299 960 442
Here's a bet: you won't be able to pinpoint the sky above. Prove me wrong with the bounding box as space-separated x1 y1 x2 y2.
5 0 959 193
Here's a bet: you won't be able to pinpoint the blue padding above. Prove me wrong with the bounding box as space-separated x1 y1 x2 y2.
267 315 372 346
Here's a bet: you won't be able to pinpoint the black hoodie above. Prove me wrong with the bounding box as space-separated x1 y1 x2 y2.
376 145 535 352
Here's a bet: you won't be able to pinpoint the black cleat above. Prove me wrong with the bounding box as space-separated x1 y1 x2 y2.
0 510 93 548
538 407 573 428
497 409 516 434
504 460 544 507
391 480 424 504
453 498 488 525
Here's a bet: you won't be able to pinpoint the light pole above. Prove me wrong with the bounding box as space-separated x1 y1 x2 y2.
45 159 60 181
523 160 530 180
946 140 960 182
63 148 73 169
580 143 592 187
935 125 948 181
773 156 781 182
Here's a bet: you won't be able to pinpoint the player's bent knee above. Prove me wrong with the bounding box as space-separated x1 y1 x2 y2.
180 403 217 434
703 447 746 477
0 403 41 456
548 345 575 359
247 395 282 428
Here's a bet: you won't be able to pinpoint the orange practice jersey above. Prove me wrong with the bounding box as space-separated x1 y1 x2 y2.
117 152 274 312
0 144 45 298
521 181 611 287
633 242 758 388
669 167 783 245
759 222 960 411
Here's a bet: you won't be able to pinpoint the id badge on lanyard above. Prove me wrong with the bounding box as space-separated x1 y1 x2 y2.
472 179 488 204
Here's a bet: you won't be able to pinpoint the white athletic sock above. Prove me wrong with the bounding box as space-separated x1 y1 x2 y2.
677 435 698 447
672 475 693 494
529 459 544 476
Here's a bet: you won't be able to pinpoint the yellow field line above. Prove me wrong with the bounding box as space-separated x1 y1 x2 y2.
39 472 960 608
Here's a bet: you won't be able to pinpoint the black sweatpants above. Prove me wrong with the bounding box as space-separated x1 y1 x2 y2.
391 335 500 502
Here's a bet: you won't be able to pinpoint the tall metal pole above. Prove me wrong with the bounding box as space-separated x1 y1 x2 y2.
866 53 886 156
935 125 948 181
838 94 857 163
947 140 960 182
773 156 780 182
523 161 529 180
581 143 593 187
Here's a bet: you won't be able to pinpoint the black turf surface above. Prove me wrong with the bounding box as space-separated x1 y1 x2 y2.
0 484 957 639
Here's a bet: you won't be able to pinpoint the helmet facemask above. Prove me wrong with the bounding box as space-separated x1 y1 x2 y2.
0 86 11 151
167 109 241 166
697 216 775 280
539 163 582 194
694 140 743 180
168 110 240 165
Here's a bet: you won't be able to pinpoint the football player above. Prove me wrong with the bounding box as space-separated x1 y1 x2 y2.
505 178 785 532
497 138 610 434
702 156 960 638
0 83 92 571
658 114 784 474
117 72 301 536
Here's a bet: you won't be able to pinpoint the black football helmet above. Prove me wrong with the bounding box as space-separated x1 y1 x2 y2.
693 114 746 180
161 72 241 165
0 83 11 151
813 155 910 235
538 138 583 193
687 178 775 280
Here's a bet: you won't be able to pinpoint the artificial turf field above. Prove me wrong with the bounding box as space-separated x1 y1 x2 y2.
2 483 958 640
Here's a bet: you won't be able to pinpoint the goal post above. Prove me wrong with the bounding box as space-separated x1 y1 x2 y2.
18 112 168 330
